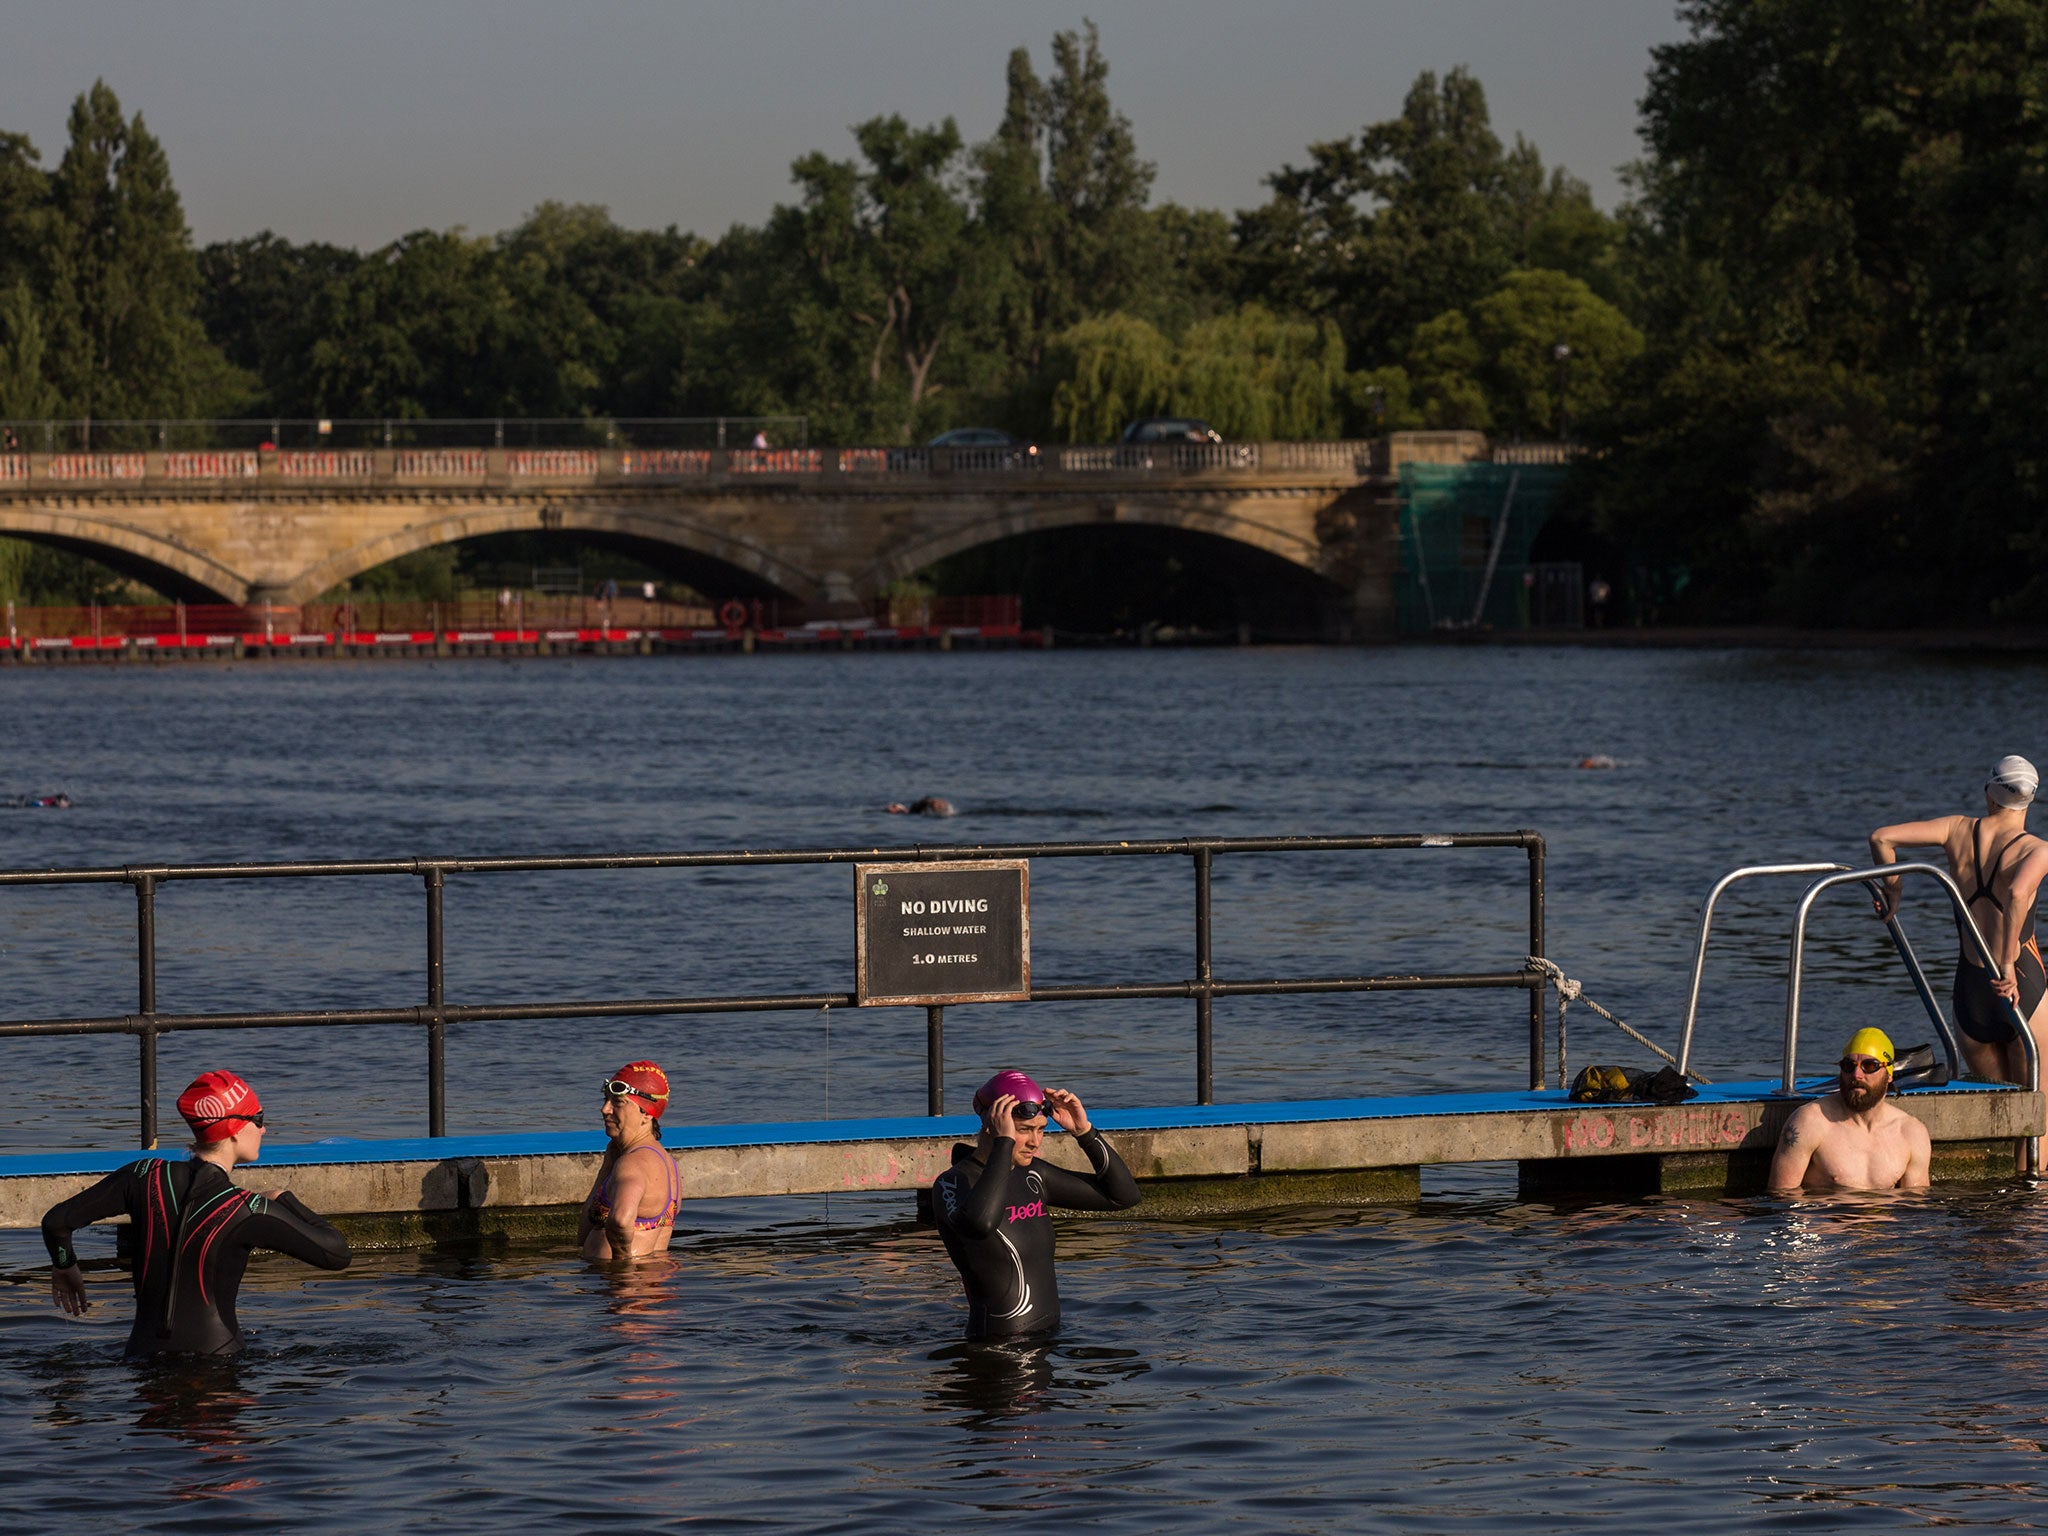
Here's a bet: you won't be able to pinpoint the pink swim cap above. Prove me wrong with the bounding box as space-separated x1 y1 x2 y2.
973 1068 1045 1114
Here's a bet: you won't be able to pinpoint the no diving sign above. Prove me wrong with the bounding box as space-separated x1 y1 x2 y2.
855 859 1030 1005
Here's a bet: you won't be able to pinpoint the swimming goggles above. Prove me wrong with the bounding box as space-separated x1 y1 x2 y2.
998 1100 1050 1121
603 1078 667 1104
1838 1056 1889 1076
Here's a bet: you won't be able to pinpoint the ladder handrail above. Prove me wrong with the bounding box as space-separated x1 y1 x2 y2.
1678 864 1855 1077
1784 863 2037 1097
1678 862 1965 1082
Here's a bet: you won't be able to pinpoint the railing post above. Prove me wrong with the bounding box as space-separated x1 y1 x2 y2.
424 868 446 1136
1194 847 1214 1105
1527 834 1546 1090
927 1005 944 1116
135 874 157 1148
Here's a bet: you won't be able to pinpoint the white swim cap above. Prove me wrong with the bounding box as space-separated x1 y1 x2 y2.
1987 755 2039 810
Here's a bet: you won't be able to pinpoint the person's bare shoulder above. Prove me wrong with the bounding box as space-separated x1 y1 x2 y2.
1893 1102 1932 1150
1779 1099 1832 1143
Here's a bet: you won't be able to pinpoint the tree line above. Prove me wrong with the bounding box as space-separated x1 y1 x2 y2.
3 6 2046 625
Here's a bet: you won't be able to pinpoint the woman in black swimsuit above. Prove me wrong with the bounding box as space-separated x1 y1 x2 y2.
1872 756 2048 1084
41 1070 350 1356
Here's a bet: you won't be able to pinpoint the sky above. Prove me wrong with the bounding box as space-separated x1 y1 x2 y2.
5 1 1692 251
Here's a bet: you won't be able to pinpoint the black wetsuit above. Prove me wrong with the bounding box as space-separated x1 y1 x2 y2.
931 1131 1140 1339
41 1158 351 1357
1952 821 2047 1045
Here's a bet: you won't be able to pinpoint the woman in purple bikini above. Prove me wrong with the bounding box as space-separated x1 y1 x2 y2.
579 1061 681 1262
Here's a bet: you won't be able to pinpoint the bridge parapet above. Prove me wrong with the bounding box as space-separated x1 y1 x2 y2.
0 439 1391 491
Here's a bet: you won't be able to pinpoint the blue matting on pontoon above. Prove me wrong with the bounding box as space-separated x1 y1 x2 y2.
0 1078 2024 1180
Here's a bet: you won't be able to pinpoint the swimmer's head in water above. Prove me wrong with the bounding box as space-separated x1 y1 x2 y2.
1987 755 2039 810
177 1070 263 1143
604 1060 670 1118
973 1068 1047 1124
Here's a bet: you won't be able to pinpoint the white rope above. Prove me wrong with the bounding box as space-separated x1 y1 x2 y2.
1525 956 1710 1087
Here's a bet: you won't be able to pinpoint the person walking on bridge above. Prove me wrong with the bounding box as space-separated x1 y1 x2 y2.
1870 756 2048 1085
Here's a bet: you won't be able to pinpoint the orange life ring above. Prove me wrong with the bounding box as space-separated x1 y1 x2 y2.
719 599 748 630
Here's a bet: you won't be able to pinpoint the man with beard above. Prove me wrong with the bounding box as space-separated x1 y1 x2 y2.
1767 1028 1931 1192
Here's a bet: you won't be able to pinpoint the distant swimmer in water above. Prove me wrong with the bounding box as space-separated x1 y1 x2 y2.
1870 756 2048 1085
1577 756 1618 770
6 793 71 808
885 796 956 817
930 1069 1140 1339
580 1061 680 1262
1767 1028 1930 1192
39 1070 351 1355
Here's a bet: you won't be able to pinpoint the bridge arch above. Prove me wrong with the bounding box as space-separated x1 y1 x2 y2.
859 497 1325 598
0 508 250 603
283 501 820 606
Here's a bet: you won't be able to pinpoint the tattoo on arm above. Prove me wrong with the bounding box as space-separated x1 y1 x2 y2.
1779 1122 1801 1148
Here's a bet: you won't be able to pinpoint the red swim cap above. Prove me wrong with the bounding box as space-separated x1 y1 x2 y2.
606 1060 670 1118
177 1070 262 1142
972 1068 1045 1114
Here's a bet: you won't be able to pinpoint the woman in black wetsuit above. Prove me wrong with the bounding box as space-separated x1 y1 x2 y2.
930 1069 1140 1339
1872 756 2048 1085
41 1070 351 1356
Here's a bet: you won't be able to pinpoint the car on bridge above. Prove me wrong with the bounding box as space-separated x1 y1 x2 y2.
927 427 1041 467
928 427 1024 448
1120 417 1224 444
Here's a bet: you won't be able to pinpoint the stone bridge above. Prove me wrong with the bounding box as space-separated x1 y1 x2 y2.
0 433 1499 636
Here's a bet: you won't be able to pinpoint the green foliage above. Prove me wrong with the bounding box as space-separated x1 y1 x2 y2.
1173 306 1348 440
1045 313 1174 442
1465 269 1642 436
0 536 147 605
37 82 243 419
1406 312 1491 430
1042 304 1354 441
1573 0 2048 624
0 280 59 419
1234 67 1625 369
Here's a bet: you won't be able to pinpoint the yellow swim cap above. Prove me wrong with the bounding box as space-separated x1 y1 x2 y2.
1841 1027 1896 1067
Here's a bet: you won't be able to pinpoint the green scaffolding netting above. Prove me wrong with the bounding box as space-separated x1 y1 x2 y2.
1397 463 1570 634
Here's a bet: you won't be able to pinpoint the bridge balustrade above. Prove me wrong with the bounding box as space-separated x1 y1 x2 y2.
0 438 1390 489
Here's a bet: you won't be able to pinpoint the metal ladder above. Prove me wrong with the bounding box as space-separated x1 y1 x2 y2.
1673 861 2039 1105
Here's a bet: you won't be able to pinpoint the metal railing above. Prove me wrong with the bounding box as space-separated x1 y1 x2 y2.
1675 860 2038 1100
0 832 1548 1147
1784 864 2038 1096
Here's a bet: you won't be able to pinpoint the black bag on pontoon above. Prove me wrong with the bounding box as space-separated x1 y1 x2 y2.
1568 1064 1698 1104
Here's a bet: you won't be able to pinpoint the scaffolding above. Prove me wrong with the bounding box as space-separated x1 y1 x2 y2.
1396 462 1572 634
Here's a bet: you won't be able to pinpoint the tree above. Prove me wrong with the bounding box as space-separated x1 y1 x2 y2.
1584 0 2048 623
1466 270 1642 436
972 24 1160 379
38 81 237 422
1237 68 1625 368
1173 305 1349 439
0 280 60 419
1044 312 1174 442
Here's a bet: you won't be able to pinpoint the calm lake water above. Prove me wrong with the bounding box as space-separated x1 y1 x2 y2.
6 645 2048 1529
